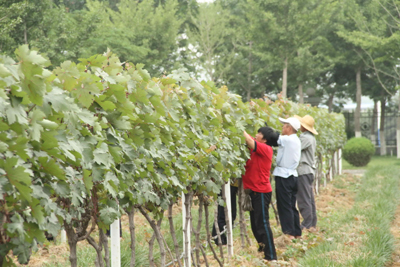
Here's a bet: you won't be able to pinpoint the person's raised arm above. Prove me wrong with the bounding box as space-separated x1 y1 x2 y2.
243 131 256 150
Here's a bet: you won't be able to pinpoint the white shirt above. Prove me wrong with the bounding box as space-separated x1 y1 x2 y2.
273 134 301 178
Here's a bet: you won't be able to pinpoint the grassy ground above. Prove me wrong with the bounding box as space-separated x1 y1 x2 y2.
17 156 400 267
342 155 400 170
300 157 400 267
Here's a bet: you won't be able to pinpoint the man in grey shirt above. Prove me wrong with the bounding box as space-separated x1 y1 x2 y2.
295 115 318 230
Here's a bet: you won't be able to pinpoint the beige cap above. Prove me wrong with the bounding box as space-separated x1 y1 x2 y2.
278 117 301 131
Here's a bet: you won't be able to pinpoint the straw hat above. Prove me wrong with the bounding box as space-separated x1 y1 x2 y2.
294 115 318 135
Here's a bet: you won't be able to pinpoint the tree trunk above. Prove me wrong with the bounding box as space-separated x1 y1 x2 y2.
237 179 252 247
64 214 95 267
168 203 182 267
298 84 304 104
371 100 377 146
139 207 165 267
190 210 196 267
86 225 109 267
24 21 28 44
213 200 224 260
162 229 176 267
237 179 245 248
64 223 78 267
282 57 288 98
204 203 223 267
194 197 202 266
148 231 156 266
98 229 110 267
87 234 105 267
380 97 387 156
0 253 6 267
327 93 334 113
101 230 110 267
194 197 208 267
314 153 323 195
355 67 362 137
330 154 335 180
127 206 136 267
198 242 209 267
270 196 280 227
0 213 9 267
247 41 253 102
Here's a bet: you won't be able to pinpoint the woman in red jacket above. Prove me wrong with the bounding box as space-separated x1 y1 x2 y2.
243 126 279 261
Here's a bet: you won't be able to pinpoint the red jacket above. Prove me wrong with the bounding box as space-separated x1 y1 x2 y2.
242 138 273 193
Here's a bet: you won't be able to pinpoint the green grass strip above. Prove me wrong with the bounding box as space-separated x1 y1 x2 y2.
299 162 400 267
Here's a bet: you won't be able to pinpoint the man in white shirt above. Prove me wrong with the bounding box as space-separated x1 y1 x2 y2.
273 117 302 239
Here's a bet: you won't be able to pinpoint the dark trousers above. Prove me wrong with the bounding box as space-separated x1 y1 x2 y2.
275 175 302 237
249 191 277 261
212 185 238 245
297 173 317 229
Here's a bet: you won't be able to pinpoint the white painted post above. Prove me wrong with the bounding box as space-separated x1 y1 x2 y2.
335 150 339 175
334 153 339 178
60 229 66 244
338 149 342 175
397 97 400 158
224 183 234 256
111 218 121 267
377 101 381 148
397 94 400 158
182 192 191 267
397 127 400 159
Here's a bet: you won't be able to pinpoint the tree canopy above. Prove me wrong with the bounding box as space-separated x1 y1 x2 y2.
1 0 399 106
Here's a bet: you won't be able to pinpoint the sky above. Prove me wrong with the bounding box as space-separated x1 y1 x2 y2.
342 96 375 111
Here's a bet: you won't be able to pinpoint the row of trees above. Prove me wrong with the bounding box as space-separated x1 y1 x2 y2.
0 46 346 266
1 0 400 112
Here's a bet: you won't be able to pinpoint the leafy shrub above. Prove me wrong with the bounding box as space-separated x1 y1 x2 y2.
343 137 375 167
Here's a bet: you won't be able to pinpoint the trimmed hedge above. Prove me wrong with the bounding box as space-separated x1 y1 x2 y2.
343 137 375 167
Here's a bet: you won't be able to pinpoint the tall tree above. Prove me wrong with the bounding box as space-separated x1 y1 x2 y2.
0 0 100 67
187 3 240 84
0 0 51 54
335 0 381 137
245 0 334 98
85 0 183 76
214 0 274 100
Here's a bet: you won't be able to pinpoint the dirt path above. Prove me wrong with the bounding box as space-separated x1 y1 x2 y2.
342 169 366 176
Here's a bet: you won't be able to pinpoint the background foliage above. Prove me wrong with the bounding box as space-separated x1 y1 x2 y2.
1 0 400 108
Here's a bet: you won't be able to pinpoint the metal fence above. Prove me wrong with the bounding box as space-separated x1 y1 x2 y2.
343 111 398 155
